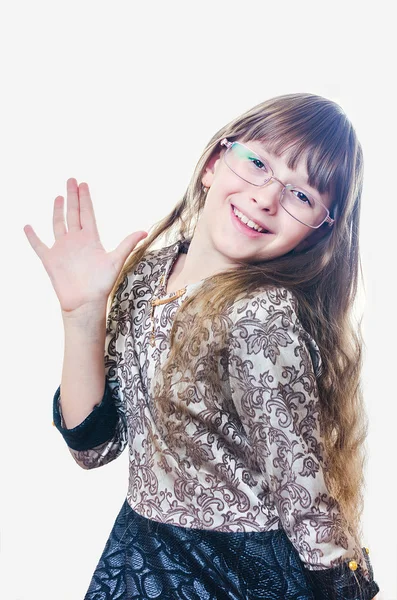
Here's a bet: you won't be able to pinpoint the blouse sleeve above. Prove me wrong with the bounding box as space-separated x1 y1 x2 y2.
52 278 128 470
227 287 380 600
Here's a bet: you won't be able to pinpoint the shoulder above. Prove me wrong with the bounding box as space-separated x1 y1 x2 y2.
144 240 181 262
132 240 179 275
228 286 299 328
119 241 179 288
110 244 174 308
227 286 323 377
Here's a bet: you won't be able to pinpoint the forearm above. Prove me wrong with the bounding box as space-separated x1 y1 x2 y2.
60 304 108 429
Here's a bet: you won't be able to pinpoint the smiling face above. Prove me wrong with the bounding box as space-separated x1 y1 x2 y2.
200 138 333 263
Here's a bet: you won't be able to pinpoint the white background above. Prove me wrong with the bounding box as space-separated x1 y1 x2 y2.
1 1 395 598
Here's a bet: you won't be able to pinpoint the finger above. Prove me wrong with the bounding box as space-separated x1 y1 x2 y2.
53 195 67 239
111 231 148 272
78 181 99 236
23 224 50 261
66 177 81 233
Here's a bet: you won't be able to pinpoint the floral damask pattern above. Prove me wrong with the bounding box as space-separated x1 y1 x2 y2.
56 239 378 595
226 291 365 572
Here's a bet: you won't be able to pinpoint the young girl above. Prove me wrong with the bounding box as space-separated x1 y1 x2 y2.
24 93 380 599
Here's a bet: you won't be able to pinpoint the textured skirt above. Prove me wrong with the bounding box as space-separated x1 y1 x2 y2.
84 498 315 600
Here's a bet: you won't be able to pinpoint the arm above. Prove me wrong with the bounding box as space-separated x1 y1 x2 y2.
59 303 108 429
52 280 128 469
227 287 380 600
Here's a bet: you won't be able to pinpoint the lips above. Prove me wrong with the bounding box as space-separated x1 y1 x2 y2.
231 204 273 233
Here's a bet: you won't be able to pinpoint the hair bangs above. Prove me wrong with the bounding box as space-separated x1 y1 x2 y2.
237 97 353 196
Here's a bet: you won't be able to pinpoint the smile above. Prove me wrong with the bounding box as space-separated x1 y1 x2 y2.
230 205 272 237
230 204 271 237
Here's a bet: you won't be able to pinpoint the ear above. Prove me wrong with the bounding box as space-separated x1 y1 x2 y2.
294 223 331 252
201 149 224 188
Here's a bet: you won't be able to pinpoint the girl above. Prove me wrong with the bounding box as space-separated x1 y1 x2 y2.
24 93 380 599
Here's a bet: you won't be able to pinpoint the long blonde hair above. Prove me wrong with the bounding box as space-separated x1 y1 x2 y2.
108 93 367 544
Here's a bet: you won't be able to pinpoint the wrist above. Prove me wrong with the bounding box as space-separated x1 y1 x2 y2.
61 302 108 336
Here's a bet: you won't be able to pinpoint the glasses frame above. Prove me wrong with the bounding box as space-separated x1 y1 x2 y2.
220 138 335 229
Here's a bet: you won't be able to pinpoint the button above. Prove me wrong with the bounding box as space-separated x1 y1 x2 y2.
52 421 55 426
365 547 370 554
348 560 358 571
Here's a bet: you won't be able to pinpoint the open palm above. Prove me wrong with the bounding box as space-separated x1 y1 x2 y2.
24 178 147 314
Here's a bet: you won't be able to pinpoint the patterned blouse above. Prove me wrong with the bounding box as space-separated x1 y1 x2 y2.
53 238 380 599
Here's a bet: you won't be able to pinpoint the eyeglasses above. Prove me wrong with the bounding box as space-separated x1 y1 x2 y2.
220 138 334 229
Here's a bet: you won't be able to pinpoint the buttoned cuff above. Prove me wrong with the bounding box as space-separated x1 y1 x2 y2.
303 547 380 600
52 379 119 451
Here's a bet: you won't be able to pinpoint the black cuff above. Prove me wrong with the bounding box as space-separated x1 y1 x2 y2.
52 379 119 451
304 548 380 600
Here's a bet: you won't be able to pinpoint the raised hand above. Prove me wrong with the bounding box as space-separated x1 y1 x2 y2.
24 178 148 315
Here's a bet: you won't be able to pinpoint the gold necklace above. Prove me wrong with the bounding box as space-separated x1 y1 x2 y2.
150 273 187 346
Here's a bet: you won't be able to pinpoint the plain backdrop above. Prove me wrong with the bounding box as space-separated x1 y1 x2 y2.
1 1 396 599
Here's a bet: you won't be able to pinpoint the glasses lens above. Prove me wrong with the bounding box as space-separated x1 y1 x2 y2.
224 143 328 228
280 187 327 228
224 143 271 185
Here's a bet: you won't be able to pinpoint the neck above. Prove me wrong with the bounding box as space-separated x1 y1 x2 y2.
177 225 239 286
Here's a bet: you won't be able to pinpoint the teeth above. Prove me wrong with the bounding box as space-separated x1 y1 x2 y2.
233 206 266 232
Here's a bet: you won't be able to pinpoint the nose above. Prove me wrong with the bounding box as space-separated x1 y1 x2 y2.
250 177 283 213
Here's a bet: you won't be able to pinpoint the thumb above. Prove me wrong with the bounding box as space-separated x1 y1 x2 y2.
111 231 148 272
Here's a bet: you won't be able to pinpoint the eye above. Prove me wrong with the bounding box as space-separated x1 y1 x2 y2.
248 156 268 171
291 189 313 207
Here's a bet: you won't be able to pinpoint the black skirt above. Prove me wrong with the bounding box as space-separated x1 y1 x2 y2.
83 498 314 600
